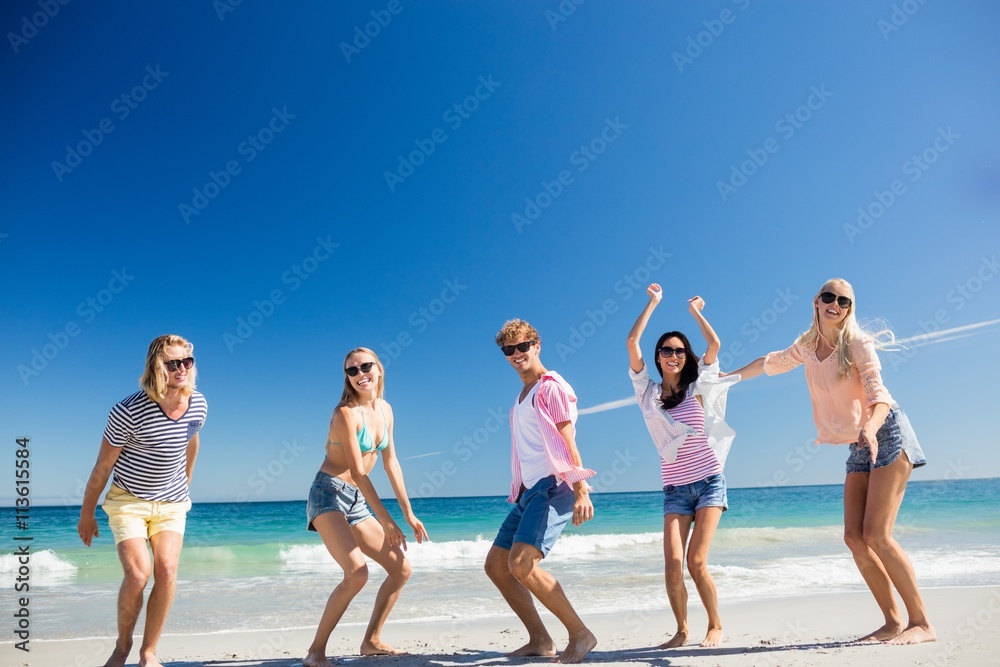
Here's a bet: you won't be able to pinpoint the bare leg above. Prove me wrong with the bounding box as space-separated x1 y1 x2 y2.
136 531 184 667
304 512 369 667
843 472 903 641
659 514 692 649
687 507 724 647
863 455 936 645
485 545 557 657
104 538 151 667
508 543 597 664
352 517 411 655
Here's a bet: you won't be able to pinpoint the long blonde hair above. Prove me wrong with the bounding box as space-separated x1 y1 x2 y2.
140 334 197 402
795 278 895 377
339 347 385 406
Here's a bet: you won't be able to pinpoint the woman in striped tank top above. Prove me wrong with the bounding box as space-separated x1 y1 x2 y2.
627 283 741 649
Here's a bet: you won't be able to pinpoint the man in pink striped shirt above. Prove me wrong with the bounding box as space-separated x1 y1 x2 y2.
484 319 598 664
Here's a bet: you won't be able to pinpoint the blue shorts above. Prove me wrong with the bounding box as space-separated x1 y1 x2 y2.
662 473 728 516
493 476 574 557
845 406 927 474
306 471 372 531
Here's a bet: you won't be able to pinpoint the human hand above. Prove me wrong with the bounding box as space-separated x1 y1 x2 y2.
858 423 880 464
647 283 663 303
688 295 705 314
77 514 99 547
383 519 407 550
407 514 429 544
572 488 594 526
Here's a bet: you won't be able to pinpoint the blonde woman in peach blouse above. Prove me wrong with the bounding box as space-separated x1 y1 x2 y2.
731 278 934 645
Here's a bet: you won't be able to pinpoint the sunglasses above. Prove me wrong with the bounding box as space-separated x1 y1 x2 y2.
657 346 687 359
819 292 853 309
345 362 376 377
164 357 194 372
501 340 536 356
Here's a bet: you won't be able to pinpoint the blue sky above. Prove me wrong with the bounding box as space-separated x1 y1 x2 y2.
2 1 998 505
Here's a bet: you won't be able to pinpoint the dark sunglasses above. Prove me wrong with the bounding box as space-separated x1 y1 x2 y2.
501 340 536 356
164 357 194 372
819 292 853 309
656 346 687 359
345 362 376 377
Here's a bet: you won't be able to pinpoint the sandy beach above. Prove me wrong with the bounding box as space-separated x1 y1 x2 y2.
12 585 997 666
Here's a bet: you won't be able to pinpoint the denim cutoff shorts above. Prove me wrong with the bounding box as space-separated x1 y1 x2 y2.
493 475 575 557
845 406 927 474
306 471 372 531
662 473 728 516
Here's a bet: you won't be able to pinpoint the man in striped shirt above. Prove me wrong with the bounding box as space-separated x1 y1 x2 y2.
77 334 207 667
484 319 598 664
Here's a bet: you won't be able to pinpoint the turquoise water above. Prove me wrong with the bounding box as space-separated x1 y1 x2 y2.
3 478 999 639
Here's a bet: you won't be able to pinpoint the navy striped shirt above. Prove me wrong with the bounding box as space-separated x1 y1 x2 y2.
104 390 208 502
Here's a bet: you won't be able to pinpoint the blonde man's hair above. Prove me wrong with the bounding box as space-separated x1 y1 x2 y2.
140 334 197 402
339 347 385 406
796 278 895 378
495 319 541 347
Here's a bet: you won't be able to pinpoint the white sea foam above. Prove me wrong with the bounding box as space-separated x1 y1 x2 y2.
0 549 78 585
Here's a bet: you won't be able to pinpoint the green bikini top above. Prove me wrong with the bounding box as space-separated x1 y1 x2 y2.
356 402 388 453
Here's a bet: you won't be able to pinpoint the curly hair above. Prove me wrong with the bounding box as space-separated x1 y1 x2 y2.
495 318 541 346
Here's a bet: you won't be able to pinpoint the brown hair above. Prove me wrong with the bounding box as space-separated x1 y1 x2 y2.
495 319 541 347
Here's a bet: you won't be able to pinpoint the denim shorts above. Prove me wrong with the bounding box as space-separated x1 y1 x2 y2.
662 473 728 516
493 476 574 557
306 471 372 531
846 406 927 474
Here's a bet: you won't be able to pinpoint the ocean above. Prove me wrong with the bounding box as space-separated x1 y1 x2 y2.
4 478 999 641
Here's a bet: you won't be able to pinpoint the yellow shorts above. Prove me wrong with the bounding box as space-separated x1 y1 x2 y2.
101 484 192 545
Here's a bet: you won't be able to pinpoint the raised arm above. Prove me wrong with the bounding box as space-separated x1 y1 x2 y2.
380 403 428 543
627 283 663 373
728 356 766 380
328 406 409 550
687 296 720 365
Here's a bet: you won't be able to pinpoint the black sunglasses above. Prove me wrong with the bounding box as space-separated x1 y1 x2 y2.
164 357 194 372
656 346 687 359
819 292 853 309
501 341 536 356
345 362 376 377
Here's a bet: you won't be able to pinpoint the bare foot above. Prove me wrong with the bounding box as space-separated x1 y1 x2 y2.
510 638 558 657
303 650 335 667
558 628 597 664
658 629 688 649
138 652 163 667
102 641 131 667
886 623 937 645
856 621 904 642
360 639 407 656
700 627 723 647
